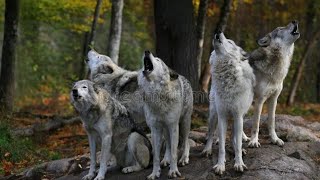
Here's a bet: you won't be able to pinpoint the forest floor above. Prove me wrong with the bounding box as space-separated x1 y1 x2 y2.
0 101 320 177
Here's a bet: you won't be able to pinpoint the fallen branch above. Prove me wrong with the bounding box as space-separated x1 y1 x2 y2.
11 115 81 137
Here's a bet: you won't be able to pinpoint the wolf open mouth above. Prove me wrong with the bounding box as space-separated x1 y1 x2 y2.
291 24 299 36
143 54 153 75
215 33 222 43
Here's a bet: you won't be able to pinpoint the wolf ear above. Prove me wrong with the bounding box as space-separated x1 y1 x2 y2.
257 34 271 47
169 68 179 80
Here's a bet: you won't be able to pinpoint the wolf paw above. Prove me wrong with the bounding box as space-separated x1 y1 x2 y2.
248 139 261 148
242 148 247 155
178 155 189 166
201 147 212 157
168 168 181 178
215 138 219 145
271 137 284 146
93 175 104 180
122 167 134 174
147 170 161 180
234 162 247 172
160 157 170 167
82 173 95 180
242 135 250 142
213 163 225 175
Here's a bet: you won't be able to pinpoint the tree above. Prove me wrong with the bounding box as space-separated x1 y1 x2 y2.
0 0 20 112
200 0 232 92
286 0 319 105
195 0 209 78
80 0 103 79
107 0 124 64
287 30 320 105
154 0 198 90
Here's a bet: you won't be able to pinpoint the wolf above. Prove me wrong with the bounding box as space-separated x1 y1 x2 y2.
70 80 151 180
138 51 193 179
248 20 300 148
210 31 255 174
87 50 190 168
87 50 144 126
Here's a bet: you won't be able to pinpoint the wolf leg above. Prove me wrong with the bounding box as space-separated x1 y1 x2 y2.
213 110 227 175
147 126 162 180
122 132 150 173
202 102 217 157
179 111 191 166
168 122 181 178
82 133 97 180
161 129 171 167
233 114 247 172
248 98 265 148
267 91 284 146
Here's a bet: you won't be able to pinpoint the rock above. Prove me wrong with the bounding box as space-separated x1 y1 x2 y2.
53 142 320 180
4 115 320 180
188 138 197 147
244 114 320 142
307 122 320 131
189 130 206 143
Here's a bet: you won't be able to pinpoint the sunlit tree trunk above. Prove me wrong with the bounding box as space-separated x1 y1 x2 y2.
80 0 102 79
196 0 208 78
0 0 20 112
200 0 232 92
107 0 124 64
154 0 198 91
287 30 320 105
287 0 318 105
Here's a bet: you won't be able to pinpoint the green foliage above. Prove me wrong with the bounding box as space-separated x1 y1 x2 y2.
0 122 34 163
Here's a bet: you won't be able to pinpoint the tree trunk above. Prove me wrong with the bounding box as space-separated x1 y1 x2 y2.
199 0 232 92
107 0 124 64
196 0 209 78
286 0 317 105
317 45 320 102
287 30 320 105
213 0 232 35
0 0 20 112
80 0 102 79
154 0 198 90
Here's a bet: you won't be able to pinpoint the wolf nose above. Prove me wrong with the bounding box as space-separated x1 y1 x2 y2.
145 50 150 55
72 89 78 95
292 20 297 24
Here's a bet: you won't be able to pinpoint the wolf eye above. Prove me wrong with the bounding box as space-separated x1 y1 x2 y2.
82 86 87 88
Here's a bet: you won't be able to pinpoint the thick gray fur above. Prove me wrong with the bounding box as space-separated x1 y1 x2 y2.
208 32 255 175
138 51 193 179
70 80 151 180
248 21 300 148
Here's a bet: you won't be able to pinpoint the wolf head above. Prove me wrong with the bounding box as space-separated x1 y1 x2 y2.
213 30 247 61
87 50 122 78
70 80 101 112
141 50 179 83
257 20 300 48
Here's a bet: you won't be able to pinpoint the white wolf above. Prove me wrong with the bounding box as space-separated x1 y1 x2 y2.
248 20 300 148
138 51 193 179
210 31 255 175
70 80 151 180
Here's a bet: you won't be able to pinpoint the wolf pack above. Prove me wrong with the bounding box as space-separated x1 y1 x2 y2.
70 20 300 180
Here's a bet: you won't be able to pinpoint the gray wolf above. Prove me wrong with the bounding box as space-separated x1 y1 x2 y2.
209 31 255 175
70 80 151 180
87 50 144 127
138 51 193 179
87 50 189 168
248 20 300 148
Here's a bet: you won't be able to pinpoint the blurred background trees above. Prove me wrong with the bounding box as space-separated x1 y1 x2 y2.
0 0 319 113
